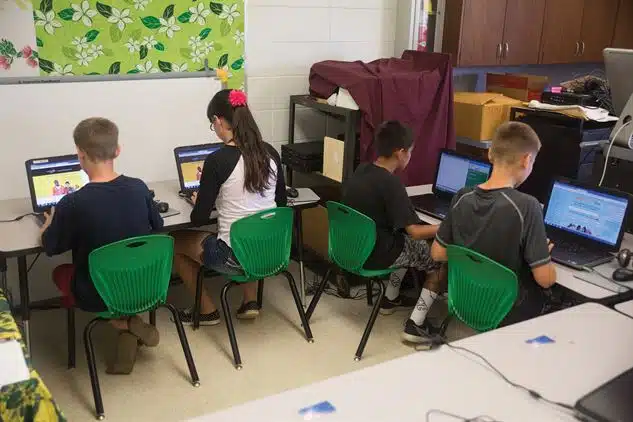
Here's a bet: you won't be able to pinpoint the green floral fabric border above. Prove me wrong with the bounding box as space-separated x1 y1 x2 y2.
31 0 244 87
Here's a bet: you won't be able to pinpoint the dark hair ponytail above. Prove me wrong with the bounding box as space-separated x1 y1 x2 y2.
208 89 272 194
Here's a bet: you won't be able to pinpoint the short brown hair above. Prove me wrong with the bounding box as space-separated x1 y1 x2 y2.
73 117 119 161
490 121 541 165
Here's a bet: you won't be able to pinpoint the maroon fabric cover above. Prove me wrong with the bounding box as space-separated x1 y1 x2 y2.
309 51 455 186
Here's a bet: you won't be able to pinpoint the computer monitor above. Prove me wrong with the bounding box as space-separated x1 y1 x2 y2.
25 154 89 213
434 150 492 195
604 48 633 117
544 180 630 249
173 143 223 192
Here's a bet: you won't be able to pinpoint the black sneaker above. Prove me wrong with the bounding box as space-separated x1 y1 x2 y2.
402 319 434 344
379 295 418 315
177 307 221 326
236 301 260 320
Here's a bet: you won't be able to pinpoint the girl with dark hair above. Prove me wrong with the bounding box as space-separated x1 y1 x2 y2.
172 89 287 325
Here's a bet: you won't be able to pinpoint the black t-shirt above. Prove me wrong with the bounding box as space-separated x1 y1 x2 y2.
436 186 552 323
341 163 421 269
42 175 164 312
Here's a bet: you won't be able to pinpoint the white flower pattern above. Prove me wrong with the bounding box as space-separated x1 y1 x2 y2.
35 10 62 35
50 63 74 76
202 41 214 55
132 0 148 11
136 60 159 73
233 29 244 45
124 38 141 53
71 36 88 51
188 2 210 25
190 49 204 63
142 35 157 48
75 49 92 66
172 63 188 72
71 0 97 27
159 16 181 38
188 36 202 49
107 7 133 31
88 44 103 59
219 3 240 26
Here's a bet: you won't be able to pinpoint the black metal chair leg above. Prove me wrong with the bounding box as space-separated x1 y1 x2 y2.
220 281 242 369
149 310 156 326
160 303 200 386
305 268 332 321
83 318 105 420
355 279 385 361
193 268 204 330
281 271 314 343
257 279 264 309
439 314 453 338
67 307 76 369
366 280 373 306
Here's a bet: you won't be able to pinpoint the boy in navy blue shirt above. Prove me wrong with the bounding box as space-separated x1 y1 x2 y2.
41 117 164 374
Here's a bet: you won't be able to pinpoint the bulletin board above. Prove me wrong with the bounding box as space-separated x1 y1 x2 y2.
0 0 244 88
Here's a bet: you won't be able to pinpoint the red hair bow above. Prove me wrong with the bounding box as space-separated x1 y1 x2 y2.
228 90 247 107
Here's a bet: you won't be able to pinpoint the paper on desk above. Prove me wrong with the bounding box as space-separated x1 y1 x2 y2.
0 339 30 388
527 100 619 122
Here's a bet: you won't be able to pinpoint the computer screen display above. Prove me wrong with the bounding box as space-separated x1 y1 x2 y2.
435 152 492 194
28 156 88 208
544 181 629 247
175 144 222 190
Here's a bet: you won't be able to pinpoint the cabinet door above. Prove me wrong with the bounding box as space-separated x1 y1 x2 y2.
457 0 507 66
578 0 619 62
612 0 633 49
540 0 584 64
501 0 546 65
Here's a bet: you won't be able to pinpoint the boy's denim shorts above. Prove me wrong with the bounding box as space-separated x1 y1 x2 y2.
201 234 243 276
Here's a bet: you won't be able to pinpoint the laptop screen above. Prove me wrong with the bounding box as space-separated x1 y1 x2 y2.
28 156 89 209
544 181 629 247
435 152 492 194
175 144 222 190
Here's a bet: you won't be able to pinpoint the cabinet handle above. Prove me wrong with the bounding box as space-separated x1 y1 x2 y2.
580 41 585 56
496 43 502 59
504 42 509 58
575 42 580 56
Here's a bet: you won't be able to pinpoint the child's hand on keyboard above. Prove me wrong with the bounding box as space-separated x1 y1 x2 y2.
547 238 554 253
190 191 198 204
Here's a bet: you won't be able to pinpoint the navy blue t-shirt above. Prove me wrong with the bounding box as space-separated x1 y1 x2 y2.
41 175 164 312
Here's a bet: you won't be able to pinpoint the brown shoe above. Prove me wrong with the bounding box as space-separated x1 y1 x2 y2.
129 315 160 347
106 331 138 375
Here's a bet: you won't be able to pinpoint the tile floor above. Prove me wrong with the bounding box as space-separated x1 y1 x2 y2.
29 265 473 422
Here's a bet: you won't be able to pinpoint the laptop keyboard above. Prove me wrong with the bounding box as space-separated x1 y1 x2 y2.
551 239 612 266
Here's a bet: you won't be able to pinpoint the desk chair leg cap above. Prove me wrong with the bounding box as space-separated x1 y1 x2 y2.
354 356 361 362
235 364 243 371
97 414 105 420
307 338 314 344
193 381 200 387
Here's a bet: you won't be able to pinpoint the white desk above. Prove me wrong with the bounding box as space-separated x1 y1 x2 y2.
615 300 633 318
191 303 631 422
0 180 319 350
406 184 628 301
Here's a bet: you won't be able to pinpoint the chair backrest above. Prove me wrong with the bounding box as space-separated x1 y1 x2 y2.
326 201 377 272
89 235 174 316
446 245 519 332
230 207 293 279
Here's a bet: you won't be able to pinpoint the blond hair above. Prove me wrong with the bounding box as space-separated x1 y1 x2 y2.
73 117 119 161
490 121 541 165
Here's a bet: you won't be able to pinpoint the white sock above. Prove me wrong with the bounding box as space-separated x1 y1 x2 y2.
385 268 408 300
410 289 438 325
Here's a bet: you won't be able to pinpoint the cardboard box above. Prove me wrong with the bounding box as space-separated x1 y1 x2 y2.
486 73 549 102
322 136 344 182
301 205 329 259
453 92 522 141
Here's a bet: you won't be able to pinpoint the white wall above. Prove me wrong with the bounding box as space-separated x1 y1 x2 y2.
245 0 397 150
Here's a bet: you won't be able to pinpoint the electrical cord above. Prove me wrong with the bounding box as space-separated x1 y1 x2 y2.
599 120 632 187
580 266 632 292
426 409 500 422
0 213 37 223
27 253 41 274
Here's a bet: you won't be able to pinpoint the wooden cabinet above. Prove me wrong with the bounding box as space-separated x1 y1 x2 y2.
578 0 619 62
612 0 633 49
540 0 584 64
502 0 546 65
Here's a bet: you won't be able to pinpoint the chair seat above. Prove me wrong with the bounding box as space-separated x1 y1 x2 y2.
351 267 396 279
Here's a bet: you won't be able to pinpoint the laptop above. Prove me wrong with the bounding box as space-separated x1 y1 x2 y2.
575 366 633 422
25 154 89 225
543 179 631 270
173 143 223 203
410 149 492 220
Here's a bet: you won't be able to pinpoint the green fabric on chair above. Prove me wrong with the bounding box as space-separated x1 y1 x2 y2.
326 201 395 279
445 245 519 332
229 207 294 282
89 235 174 319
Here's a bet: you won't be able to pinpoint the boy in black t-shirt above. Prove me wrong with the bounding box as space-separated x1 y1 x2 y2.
431 122 560 325
342 121 445 345
41 117 164 374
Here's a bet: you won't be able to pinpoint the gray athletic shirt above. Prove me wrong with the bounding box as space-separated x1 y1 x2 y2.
436 186 551 319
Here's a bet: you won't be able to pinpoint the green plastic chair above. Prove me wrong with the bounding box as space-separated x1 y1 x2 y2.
192 207 313 370
440 245 519 335
306 201 397 361
79 235 199 420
